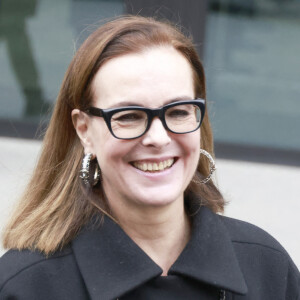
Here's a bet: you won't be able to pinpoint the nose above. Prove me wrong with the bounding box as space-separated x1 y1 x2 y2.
141 117 171 148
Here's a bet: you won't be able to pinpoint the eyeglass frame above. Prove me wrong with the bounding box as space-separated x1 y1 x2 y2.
83 98 206 140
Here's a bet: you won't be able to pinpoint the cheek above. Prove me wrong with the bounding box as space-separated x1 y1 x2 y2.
95 139 119 169
181 132 201 175
88 120 110 153
95 138 136 173
181 131 201 157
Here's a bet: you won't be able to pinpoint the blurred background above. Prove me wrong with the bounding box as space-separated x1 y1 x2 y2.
0 0 299 267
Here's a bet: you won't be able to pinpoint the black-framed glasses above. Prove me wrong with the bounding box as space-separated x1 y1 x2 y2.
84 98 205 140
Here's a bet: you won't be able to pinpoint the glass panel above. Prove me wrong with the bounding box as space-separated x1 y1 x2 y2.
111 109 148 138
204 0 300 151
0 0 124 124
165 104 201 133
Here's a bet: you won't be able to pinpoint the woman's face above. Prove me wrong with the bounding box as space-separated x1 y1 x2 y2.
86 47 200 210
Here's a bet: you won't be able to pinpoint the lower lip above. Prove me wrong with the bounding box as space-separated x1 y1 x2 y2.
130 160 177 178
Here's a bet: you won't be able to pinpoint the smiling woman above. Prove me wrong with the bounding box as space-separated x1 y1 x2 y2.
0 16 299 300
72 47 202 212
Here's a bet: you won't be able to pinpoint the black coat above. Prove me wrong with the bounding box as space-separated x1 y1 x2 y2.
0 206 299 299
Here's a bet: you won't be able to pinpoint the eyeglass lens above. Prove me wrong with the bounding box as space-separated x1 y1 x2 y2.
110 103 202 139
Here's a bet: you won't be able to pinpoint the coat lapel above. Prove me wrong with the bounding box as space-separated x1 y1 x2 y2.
169 206 248 295
72 205 247 299
71 216 162 300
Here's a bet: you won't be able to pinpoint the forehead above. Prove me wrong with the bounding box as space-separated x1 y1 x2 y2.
92 46 195 108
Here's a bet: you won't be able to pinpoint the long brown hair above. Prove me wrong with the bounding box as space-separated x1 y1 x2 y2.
3 15 224 254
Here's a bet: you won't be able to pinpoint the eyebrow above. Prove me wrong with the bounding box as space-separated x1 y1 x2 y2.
107 96 194 109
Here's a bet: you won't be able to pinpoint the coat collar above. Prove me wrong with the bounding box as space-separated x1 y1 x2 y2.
71 205 247 300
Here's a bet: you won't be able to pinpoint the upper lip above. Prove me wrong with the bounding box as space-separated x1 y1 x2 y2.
129 156 177 163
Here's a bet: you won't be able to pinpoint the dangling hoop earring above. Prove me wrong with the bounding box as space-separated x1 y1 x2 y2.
193 149 216 184
79 153 100 187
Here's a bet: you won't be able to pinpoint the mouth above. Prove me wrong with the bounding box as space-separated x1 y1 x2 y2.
131 158 176 173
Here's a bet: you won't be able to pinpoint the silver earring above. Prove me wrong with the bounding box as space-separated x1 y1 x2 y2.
79 153 100 187
193 149 216 184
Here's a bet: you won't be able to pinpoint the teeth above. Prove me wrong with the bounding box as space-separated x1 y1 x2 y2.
133 158 174 172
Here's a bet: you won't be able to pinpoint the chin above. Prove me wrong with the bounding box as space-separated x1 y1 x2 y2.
132 188 183 208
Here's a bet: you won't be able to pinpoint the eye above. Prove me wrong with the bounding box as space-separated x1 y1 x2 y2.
167 109 189 117
166 105 194 118
112 110 146 123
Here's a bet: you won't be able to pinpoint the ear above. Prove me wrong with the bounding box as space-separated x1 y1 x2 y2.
71 109 94 154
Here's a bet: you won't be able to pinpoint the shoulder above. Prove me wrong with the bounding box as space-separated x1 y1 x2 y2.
218 214 300 296
218 214 300 297
218 214 287 253
218 214 299 266
0 246 73 293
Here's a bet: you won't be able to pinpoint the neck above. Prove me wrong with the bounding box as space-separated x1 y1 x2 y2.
110 198 191 276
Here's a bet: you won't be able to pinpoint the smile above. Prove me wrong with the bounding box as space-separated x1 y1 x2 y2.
132 158 175 172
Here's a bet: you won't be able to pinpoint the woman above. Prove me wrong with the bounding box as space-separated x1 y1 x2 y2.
0 16 299 299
